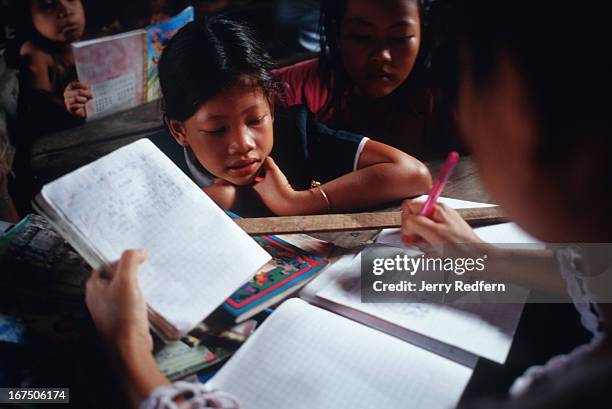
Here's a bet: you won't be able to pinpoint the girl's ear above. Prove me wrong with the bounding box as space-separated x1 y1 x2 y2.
164 116 189 147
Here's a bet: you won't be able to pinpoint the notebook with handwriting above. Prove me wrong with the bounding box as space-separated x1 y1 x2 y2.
311 249 526 365
300 198 538 365
33 139 271 341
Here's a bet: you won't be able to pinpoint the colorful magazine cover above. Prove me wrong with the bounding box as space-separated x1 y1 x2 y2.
145 6 195 102
72 29 146 120
223 234 329 321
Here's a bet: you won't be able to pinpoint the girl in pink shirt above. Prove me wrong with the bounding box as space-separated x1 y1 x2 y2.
274 0 460 159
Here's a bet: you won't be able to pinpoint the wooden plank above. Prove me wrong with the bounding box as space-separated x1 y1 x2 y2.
235 206 506 236
31 101 164 156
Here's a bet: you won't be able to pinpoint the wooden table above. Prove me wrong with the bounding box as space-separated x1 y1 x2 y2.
30 102 166 184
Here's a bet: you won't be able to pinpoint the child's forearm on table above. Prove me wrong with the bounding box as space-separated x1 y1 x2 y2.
318 161 432 212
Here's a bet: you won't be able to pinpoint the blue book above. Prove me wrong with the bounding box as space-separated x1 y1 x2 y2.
145 6 195 102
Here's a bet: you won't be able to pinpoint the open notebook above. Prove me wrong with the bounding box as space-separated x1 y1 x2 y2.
208 298 474 409
206 198 538 408
301 197 539 365
33 139 270 341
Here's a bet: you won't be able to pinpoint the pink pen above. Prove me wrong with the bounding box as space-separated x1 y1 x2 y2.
419 151 460 218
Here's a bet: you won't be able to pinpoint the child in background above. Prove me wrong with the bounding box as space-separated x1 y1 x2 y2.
274 0 459 159
159 18 431 217
18 0 92 134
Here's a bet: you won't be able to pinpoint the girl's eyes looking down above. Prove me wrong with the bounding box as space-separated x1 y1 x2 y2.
201 114 269 136
247 115 267 126
347 33 372 43
35 0 56 8
202 127 226 136
392 35 415 44
347 32 416 45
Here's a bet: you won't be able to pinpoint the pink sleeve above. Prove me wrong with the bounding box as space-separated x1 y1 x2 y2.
273 58 331 114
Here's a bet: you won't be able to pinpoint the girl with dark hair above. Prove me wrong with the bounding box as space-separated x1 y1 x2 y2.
274 0 459 159
18 0 92 133
82 16 431 408
157 17 431 217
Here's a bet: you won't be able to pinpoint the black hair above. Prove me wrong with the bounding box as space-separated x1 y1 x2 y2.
444 0 612 234
159 17 280 122
318 0 429 119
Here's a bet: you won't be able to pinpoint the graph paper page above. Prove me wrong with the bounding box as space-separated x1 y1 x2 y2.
42 139 270 335
208 298 472 409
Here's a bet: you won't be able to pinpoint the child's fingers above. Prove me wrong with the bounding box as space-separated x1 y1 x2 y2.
64 91 88 104
77 89 93 99
258 157 287 185
71 95 88 104
402 200 450 221
262 156 280 174
430 203 451 223
65 81 79 92
64 90 77 100
69 103 86 113
401 200 427 245
70 81 89 90
401 213 441 236
403 201 452 223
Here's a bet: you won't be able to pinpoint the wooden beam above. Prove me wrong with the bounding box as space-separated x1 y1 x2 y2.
235 206 507 236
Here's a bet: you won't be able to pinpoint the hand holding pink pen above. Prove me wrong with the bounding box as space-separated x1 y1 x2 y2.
418 151 459 218
402 151 459 245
